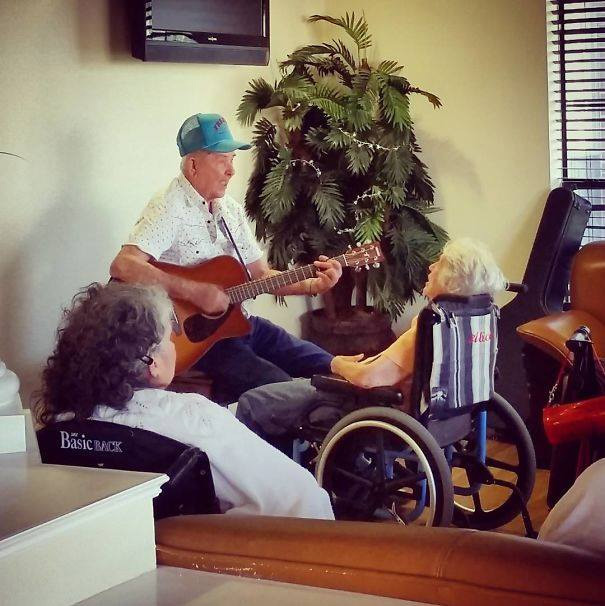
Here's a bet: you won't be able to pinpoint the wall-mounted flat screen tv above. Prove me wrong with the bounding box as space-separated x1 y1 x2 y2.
131 0 270 65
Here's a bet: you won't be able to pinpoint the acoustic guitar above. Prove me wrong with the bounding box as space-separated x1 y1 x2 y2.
153 242 383 374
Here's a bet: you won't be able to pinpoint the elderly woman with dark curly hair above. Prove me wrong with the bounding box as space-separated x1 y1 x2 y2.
35 281 334 519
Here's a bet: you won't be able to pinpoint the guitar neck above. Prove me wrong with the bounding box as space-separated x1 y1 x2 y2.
225 254 347 303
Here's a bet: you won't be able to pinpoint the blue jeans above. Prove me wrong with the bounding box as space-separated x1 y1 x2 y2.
236 378 347 455
194 316 333 403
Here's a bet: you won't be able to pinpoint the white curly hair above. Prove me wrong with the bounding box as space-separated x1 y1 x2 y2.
437 238 507 297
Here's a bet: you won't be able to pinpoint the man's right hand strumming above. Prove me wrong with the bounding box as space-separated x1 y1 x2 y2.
193 282 230 316
110 246 229 316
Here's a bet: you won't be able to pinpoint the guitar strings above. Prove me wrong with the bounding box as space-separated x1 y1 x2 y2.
224 253 354 303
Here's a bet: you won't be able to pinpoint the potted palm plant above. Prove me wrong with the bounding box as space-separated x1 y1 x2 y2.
237 12 447 354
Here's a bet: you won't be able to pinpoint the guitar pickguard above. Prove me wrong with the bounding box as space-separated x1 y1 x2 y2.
183 306 233 343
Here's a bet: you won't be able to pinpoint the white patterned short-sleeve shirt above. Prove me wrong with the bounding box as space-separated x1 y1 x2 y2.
126 173 263 267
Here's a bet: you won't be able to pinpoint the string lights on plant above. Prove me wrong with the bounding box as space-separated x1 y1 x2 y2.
336 188 385 234
288 158 322 178
337 127 404 152
267 156 322 180
351 188 384 205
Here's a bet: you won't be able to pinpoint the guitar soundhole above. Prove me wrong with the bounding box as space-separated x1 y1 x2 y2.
183 307 232 343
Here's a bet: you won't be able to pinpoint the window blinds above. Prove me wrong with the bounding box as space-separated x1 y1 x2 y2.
548 0 605 243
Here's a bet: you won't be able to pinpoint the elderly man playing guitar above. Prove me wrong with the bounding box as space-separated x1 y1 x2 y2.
110 113 342 402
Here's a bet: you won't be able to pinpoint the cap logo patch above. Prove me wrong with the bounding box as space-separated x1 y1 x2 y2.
214 117 226 130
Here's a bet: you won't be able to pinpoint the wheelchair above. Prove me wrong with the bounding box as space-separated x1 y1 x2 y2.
36 419 220 519
294 291 537 533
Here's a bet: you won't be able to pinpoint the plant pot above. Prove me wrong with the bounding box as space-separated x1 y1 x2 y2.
301 307 396 356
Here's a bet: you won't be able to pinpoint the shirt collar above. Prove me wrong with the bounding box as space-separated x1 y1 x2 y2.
177 172 208 209
177 172 225 219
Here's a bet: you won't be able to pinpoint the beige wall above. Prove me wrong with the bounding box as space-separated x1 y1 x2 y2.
0 0 548 402
330 0 550 330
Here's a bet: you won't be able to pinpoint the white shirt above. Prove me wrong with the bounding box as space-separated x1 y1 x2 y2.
90 388 334 520
127 173 263 268
538 458 605 557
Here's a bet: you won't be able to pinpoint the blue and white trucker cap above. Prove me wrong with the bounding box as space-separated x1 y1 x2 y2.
176 113 251 156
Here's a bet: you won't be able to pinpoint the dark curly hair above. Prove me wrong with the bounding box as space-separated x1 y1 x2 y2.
34 282 172 425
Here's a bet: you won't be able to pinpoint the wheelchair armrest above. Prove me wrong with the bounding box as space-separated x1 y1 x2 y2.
311 375 403 405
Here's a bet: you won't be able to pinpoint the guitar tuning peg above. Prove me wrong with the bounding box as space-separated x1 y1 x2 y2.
373 262 380 268
347 244 352 249
354 266 362 273
356 242 361 247
365 264 370 270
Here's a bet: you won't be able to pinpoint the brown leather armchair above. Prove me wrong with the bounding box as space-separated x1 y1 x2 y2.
515 241 605 468
155 514 605 605
518 241 605 364
517 241 605 505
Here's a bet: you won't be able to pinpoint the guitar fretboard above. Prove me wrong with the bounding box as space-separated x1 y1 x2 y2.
225 254 347 303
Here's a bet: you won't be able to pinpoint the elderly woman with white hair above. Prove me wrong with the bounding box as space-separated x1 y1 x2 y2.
236 237 507 454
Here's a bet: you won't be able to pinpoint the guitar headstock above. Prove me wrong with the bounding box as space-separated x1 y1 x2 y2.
339 242 384 270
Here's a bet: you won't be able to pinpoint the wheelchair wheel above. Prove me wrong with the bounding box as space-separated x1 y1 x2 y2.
451 393 536 530
315 407 453 527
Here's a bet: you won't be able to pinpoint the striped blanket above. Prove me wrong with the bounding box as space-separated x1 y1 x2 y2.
428 295 498 418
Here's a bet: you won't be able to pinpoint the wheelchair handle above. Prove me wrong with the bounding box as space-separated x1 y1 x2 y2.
505 282 528 294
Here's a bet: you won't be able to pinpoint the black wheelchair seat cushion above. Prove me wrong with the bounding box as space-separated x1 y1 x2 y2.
37 419 219 519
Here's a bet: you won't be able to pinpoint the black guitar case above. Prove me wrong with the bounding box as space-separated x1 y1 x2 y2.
495 187 591 466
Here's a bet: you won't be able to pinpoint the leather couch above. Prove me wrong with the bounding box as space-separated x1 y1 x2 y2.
155 514 605 606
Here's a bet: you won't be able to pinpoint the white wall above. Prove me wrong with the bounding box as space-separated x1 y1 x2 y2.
0 0 548 403
0 0 328 403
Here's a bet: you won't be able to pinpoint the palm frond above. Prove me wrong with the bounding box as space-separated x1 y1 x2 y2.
323 126 351 149
312 178 345 228
332 38 357 69
305 126 330 155
278 72 314 103
309 84 348 121
376 60 404 76
406 153 435 202
282 109 304 132
355 211 384 244
345 93 374 132
281 44 337 66
397 207 448 253
236 78 275 126
383 186 406 208
346 144 373 175
260 158 296 223
250 121 279 173
409 86 443 109
251 118 278 151
352 68 373 94
311 56 353 86
381 147 412 186
379 82 411 130
308 13 372 51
